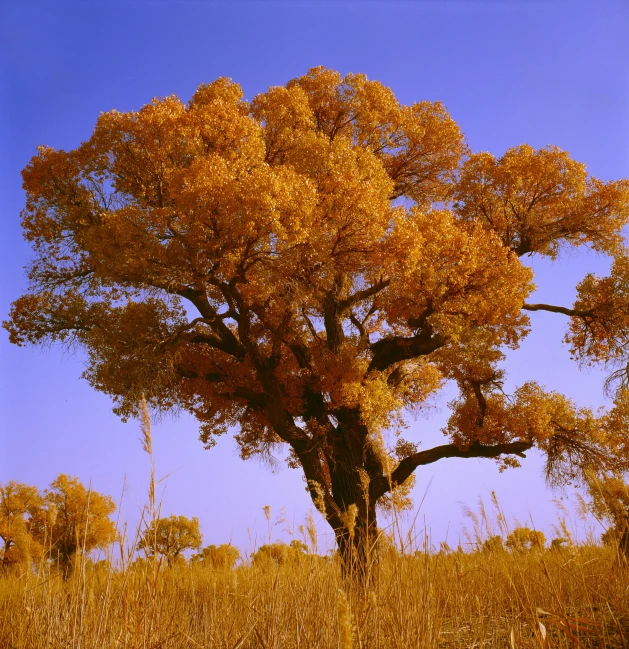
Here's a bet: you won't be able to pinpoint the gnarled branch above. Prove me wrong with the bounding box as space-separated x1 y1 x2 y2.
370 440 534 501
338 277 390 311
368 331 446 373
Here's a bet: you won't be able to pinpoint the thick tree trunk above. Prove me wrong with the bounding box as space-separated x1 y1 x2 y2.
327 408 381 582
334 500 379 582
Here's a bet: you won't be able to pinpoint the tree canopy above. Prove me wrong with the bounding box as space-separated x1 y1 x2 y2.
43 474 117 575
505 527 546 553
5 67 629 568
252 540 308 565
0 475 116 575
191 543 240 569
139 515 202 566
0 482 43 566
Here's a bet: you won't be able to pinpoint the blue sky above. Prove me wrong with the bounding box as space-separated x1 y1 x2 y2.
1 0 628 553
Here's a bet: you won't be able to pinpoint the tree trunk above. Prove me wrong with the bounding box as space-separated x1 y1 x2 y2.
619 520 629 561
328 408 380 583
334 499 379 583
0 539 13 568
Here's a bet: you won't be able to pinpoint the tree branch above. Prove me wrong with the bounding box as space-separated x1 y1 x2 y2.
387 359 422 389
370 440 534 501
178 287 247 360
470 380 488 423
175 367 268 411
187 332 242 357
368 331 446 373
338 277 390 311
523 303 593 318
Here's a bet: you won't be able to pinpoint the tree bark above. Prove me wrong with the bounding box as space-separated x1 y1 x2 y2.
619 520 629 561
326 407 380 582
334 499 378 583
319 434 534 582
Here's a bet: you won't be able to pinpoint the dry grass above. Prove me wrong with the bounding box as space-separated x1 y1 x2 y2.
1 541 628 648
4 417 626 648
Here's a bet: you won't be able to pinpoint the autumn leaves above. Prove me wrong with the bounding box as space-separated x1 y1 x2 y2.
5 67 629 563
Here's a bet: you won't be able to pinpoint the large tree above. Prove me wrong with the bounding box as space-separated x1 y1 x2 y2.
5 68 629 572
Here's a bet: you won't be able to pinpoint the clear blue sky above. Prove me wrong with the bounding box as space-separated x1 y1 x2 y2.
1 0 628 553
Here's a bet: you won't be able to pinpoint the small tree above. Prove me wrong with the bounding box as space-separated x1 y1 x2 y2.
191 543 240 569
37 474 116 577
252 540 307 565
139 515 202 566
585 473 629 559
505 527 546 553
0 481 43 567
481 535 505 554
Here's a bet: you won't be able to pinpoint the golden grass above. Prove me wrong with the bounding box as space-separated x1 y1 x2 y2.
5 416 625 648
1 542 628 648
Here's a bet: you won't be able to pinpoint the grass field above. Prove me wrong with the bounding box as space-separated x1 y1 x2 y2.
2 538 628 649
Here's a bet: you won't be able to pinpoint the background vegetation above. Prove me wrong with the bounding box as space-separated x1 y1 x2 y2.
3 404 629 647
2 468 629 648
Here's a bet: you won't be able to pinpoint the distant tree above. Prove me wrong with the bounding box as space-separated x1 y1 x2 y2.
289 539 308 554
505 527 546 553
0 481 43 567
549 537 569 552
481 535 505 554
6 66 629 577
252 540 307 565
139 515 202 566
585 473 629 559
39 474 116 577
191 543 240 569
129 556 149 572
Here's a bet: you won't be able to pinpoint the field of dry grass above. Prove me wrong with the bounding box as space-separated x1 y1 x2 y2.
4 413 627 648
2 539 628 649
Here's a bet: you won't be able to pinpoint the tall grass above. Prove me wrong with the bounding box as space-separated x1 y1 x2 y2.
1 535 628 648
3 407 627 648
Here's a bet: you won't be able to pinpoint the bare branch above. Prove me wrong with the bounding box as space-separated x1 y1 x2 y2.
301 308 323 343
523 303 593 318
370 440 534 501
338 277 390 311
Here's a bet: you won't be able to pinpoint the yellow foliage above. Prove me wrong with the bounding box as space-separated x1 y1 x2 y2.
454 145 629 258
0 482 43 567
43 475 116 573
191 543 240 569
5 66 629 556
505 527 546 553
139 515 202 566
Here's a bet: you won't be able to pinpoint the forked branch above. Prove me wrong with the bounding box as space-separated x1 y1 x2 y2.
338 277 390 310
